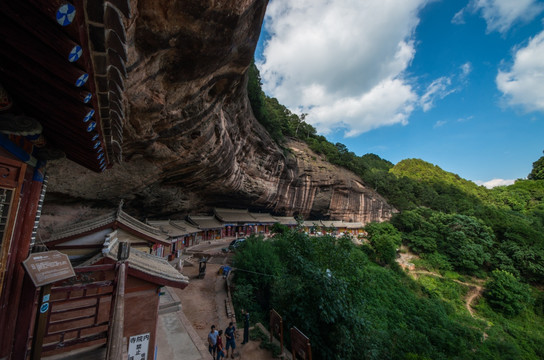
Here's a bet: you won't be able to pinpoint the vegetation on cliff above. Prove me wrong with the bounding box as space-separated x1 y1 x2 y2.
248 61 544 284
232 232 543 360
244 62 544 359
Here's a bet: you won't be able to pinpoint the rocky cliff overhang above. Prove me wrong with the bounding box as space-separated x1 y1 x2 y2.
43 0 395 224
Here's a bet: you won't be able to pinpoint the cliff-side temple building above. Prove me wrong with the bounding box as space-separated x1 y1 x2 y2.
0 1 189 358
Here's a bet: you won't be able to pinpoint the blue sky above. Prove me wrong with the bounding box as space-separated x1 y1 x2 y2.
255 0 544 187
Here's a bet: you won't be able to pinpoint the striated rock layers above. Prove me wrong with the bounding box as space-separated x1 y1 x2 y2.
44 0 395 223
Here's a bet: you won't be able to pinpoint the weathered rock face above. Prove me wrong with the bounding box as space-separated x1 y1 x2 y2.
278 142 395 222
44 0 394 223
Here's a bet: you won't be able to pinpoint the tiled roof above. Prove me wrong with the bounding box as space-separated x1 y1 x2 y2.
147 220 186 237
344 222 364 229
46 208 168 245
169 220 201 235
272 216 298 226
117 211 168 242
81 235 188 288
214 208 257 223
45 211 116 243
187 215 223 229
320 220 345 228
249 212 277 223
302 220 321 227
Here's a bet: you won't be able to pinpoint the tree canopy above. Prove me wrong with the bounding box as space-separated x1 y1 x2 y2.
528 151 544 180
244 62 544 360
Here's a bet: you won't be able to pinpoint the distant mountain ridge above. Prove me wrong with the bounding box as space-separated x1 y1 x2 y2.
391 158 487 197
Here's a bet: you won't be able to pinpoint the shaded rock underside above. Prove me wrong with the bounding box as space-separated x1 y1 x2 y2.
43 0 394 225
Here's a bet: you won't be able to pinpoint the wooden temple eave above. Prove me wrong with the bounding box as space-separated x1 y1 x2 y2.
44 224 114 247
44 212 117 246
169 220 201 235
127 266 189 289
0 0 130 172
115 221 171 247
45 208 169 248
87 240 188 289
97 256 189 290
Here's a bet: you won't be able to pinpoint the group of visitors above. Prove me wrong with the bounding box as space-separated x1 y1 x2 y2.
207 309 250 360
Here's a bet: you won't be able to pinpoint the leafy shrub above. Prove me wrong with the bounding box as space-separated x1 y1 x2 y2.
484 270 532 316
365 222 402 265
419 252 452 272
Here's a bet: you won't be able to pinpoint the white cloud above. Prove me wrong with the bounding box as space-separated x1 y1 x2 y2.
460 62 472 79
434 120 447 128
496 30 544 113
311 78 417 137
457 115 474 122
469 0 544 33
419 63 471 112
475 178 516 188
420 77 453 112
258 0 429 137
451 9 466 25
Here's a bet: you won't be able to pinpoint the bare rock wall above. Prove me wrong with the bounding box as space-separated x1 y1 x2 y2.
44 0 394 223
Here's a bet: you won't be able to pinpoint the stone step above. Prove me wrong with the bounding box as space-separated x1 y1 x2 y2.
159 287 182 315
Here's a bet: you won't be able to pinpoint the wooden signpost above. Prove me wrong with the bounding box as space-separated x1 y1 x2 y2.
22 250 75 287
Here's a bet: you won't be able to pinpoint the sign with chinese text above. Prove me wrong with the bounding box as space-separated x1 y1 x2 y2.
22 250 75 287
128 333 150 360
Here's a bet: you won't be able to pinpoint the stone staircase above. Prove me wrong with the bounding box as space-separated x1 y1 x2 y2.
159 287 182 315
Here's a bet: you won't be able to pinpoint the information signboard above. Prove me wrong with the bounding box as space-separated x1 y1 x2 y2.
22 250 75 287
128 333 150 360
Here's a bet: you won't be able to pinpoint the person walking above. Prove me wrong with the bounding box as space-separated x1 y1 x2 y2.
216 329 225 360
241 309 249 344
225 321 236 358
208 325 219 358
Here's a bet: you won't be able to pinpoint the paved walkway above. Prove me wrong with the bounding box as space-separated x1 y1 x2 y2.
156 288 209 360
155 238 277 360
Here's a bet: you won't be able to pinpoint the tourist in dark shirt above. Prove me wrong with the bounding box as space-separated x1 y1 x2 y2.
225 321 236 358
241 309 249 344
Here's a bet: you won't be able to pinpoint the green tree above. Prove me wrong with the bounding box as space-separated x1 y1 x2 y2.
484 269 532 316
232 236 283 314
424 213 494 273
364 222 402 265
270 222 289 234
371 235 397 265
364 222 402 247
528 151 544 180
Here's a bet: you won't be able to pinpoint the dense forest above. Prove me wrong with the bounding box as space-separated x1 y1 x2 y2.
234 62 544 359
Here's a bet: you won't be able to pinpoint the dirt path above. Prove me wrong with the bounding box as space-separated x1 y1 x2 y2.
397 247 487 319
173 250 276 360
409 269 485 317
464 285 483 317
399 258 491 341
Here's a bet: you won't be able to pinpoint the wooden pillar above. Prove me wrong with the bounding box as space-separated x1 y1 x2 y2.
11 274 39 359
106 262 126 359
30 284 52 360
0 163 44 357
